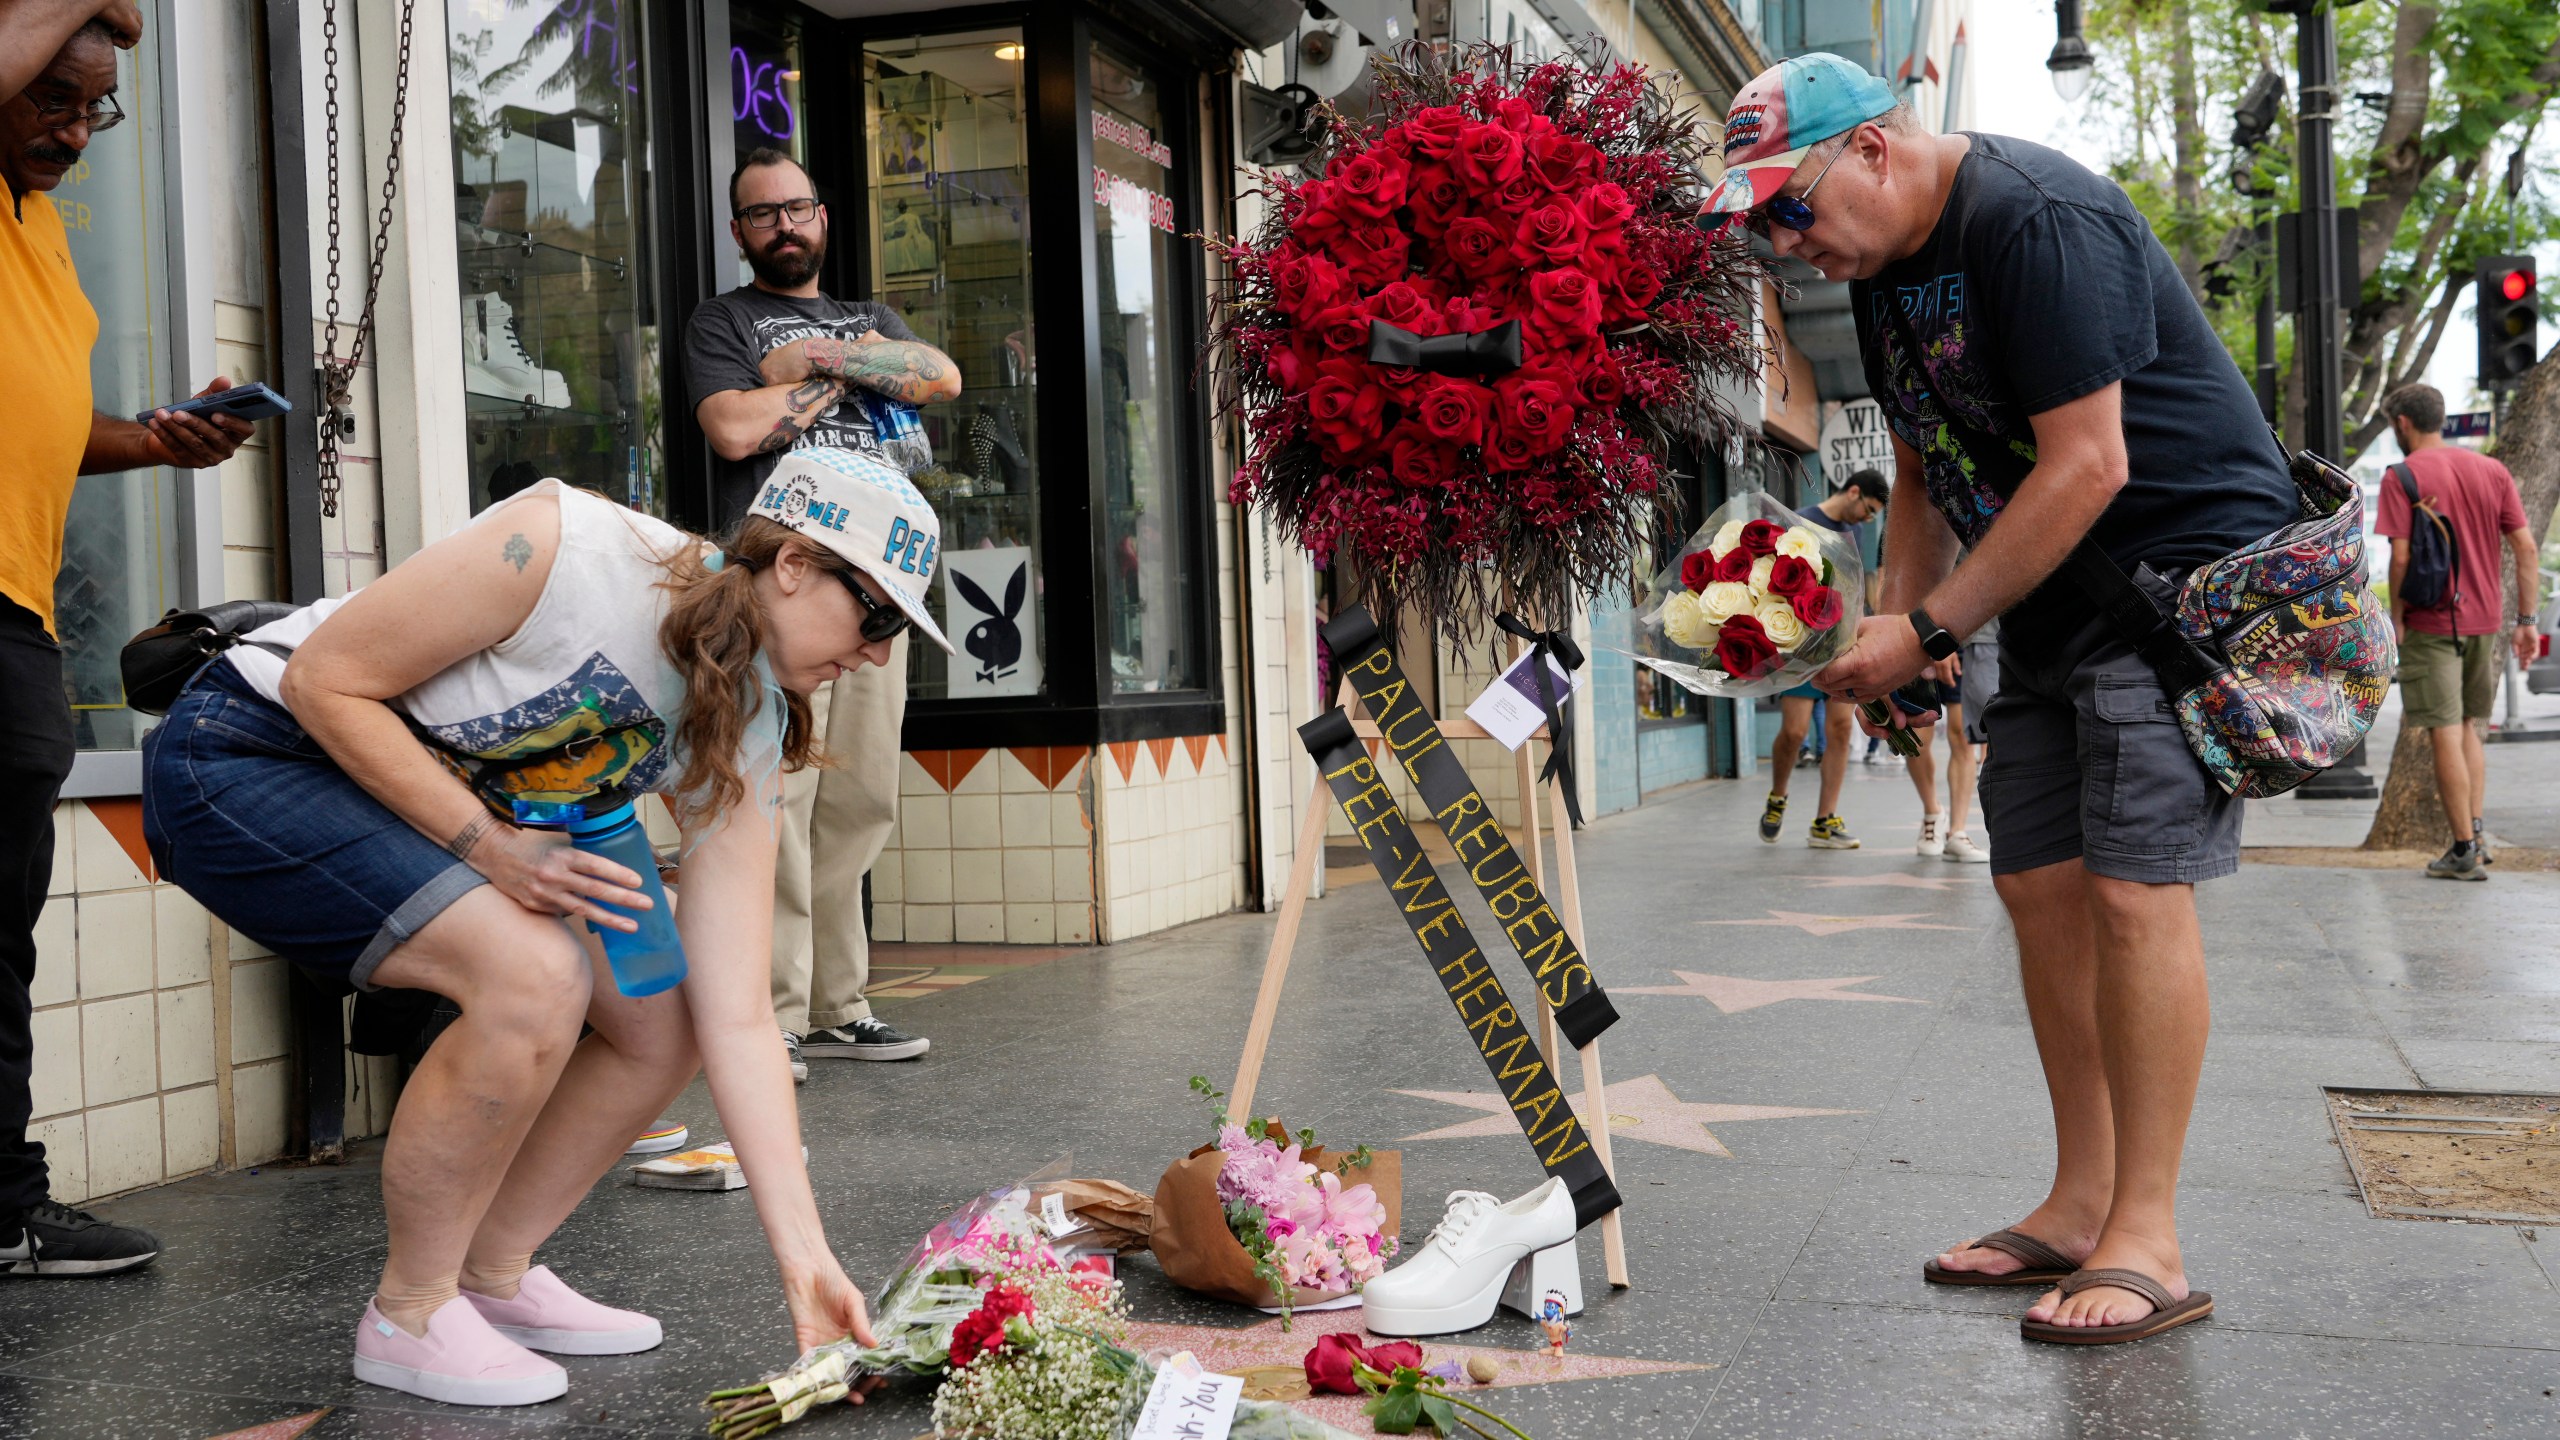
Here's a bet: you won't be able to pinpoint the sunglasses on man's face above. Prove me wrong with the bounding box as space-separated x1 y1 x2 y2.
835 569 911 644
1748 138 1850 237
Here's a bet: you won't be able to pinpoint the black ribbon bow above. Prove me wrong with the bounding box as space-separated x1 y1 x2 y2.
1495 611 1585 829
1365 318 1524 377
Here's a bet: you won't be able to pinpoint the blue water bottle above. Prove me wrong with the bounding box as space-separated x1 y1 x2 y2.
512 797 688 997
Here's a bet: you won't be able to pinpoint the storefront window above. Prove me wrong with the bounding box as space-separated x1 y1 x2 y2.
728 1 806 289
448 0 665 515
864 29 1042 703
55 24 175 751
1089 40 1203 695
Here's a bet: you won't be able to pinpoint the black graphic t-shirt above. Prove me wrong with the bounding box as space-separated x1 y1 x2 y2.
684 287 924 526
1850 134 2295 660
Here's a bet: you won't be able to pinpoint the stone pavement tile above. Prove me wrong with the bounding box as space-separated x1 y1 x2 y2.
2359 988 2560 1045
2395 1038 2560 1091
0 1376 324 1440
1687 1300 2560 1440
1776 1167 2090 1319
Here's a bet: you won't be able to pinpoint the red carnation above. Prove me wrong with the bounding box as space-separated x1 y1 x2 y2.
1715 612 1780 679
1792 585 1844 630
1439 217 1515 281
1400 105 1468 159
1526 267 1604 345
1525 130 1604 192
1679 549 1715 593
1494 365 1577 458
1712 546 1754 583
1737 519 1785 556
1766 554 1817 597
1413 376 1493 447
1509 198 1591 269
1329 149 1409 220
949 1284 1033 1368
1405 162 1465 240
1387 424 1460 489
1306 359 1388 460
1453 122 1526 188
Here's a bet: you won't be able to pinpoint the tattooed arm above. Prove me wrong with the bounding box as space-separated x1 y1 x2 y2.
757 332 962 405
694 375 849 462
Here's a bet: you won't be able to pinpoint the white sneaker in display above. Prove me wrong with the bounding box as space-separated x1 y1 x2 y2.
1942 830 1991 864
462 291 571 409
1915 812 1946 857
1360 1178 1579 1336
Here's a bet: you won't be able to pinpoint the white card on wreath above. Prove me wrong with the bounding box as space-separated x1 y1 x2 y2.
1466 649 1586 752
1129 1352 1242 1440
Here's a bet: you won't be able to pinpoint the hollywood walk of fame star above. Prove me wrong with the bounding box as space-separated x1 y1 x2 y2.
1619 970 1925 1014
1123 1305 1709 1429
1394 1073 1856 1158
1704 909 1971 937
1789 872 1985 891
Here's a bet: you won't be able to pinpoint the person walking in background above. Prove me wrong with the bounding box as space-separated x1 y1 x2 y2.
2 13 249 1279
1759 470 1888 849
1902 654 1987 862
687 148 960 1078
2373 383 2541 882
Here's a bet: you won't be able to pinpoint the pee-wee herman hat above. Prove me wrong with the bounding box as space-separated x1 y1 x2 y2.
1702 52 1899 216
745 446 957 655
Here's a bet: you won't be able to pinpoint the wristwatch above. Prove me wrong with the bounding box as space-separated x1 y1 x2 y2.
1907 606 1960 661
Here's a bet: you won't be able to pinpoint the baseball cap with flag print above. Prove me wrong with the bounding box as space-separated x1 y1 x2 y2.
1702 53 1900 218
746 446 957 654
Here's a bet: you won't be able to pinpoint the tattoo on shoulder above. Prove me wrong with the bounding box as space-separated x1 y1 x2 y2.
503 533 532 572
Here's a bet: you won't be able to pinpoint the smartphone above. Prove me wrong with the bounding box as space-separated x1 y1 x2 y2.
136 381 292 426
1888 681 1943 725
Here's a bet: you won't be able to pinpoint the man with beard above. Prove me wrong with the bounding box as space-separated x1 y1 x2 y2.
685 148 960 1079
4 15 252 1277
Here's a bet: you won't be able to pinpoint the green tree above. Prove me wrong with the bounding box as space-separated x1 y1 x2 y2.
2080 0 2560 461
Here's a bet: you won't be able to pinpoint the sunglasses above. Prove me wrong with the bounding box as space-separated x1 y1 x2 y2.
735 197 819 230
835 569 911 643
1748 137 1849 237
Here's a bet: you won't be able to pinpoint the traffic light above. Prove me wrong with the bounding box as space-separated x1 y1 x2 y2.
2477 256 2539 389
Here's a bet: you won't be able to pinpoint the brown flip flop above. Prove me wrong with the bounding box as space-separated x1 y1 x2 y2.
2020 1268 2213 1345
1922 1227 2079 1287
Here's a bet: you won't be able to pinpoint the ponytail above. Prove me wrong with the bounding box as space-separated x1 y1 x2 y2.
656 516 829 824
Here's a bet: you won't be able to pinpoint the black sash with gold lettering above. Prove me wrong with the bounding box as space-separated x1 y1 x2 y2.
1320 607 1620 1050
1300 709 1622 1230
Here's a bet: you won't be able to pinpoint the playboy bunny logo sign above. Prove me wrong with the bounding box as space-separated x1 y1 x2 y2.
943 545 1040 697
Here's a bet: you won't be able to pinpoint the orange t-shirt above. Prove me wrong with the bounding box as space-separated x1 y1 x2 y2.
0 179 98 636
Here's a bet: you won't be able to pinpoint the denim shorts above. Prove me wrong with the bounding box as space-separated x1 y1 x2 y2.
141 660 488 991
1976 588 2242 885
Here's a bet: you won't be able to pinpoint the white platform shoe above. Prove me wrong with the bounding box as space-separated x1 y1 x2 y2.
1361 1178 1580 1336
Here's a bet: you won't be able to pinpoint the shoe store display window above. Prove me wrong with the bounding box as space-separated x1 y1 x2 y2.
448 0 668 517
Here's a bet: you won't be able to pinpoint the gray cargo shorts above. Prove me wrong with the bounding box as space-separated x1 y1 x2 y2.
1977 588 2242 885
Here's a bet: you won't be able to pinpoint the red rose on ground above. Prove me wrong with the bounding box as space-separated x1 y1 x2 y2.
1792 585 1844 630
1454 122 1526 187
1304 1333 1367 1395
1509 197 1591 269
1329 149 1409 219
1525 130 1603 192
1494 364 1578 457
1715 612 1780 679
1413 375 1493 447
1310 302 1375 355
1712 546 1754 583
1405 162 1466 239
1363 1341 1425 1373
1400 104 1468 160
1766 554 1817 597
1577 181 1637 234
1680 549 1715 592
1387 424 1460 489
1439 216 1515 281
1737 519 1785 556
1527 267 1603 344
1306 359 1388 460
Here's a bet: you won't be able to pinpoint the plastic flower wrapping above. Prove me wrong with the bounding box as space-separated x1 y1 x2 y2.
1620 489 1867 699
1212 1119 1395 1300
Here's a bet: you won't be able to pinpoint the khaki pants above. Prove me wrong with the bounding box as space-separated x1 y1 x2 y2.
772 636 907 1034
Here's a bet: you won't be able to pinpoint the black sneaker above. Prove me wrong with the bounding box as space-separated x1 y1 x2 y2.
801 1016 930 1062
0 1199 162 1277
781 1029 809 1083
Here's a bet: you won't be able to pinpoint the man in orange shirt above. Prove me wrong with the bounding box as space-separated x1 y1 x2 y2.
2374 382 2543 881
2 17 252 1277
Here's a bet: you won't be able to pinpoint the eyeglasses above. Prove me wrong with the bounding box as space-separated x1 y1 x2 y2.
735 197 819 230
30 91 122 134
835 569 911 643
1749 137 1849 236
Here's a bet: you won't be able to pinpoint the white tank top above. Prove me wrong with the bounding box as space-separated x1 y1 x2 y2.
226 480 775 809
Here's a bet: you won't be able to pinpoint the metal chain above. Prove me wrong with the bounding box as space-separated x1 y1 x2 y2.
315 0 418 519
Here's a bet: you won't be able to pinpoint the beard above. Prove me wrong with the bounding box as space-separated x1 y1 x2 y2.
747 227 826 288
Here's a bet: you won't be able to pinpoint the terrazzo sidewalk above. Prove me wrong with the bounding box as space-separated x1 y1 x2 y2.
5 746 2557 1439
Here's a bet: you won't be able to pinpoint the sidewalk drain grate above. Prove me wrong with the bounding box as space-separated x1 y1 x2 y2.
2324 1087 2560 1226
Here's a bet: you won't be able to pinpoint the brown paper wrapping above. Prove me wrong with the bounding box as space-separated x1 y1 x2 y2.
1149 1129 1403 1310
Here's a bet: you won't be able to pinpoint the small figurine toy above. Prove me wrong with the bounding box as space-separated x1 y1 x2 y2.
1536 1290 1571 1359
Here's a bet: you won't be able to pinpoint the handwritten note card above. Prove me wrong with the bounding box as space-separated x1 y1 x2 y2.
1130 1352 1243 1440
1466 649 1585 752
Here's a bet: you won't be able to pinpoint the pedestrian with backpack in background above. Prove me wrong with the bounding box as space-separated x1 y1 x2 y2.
2374 384 2542 881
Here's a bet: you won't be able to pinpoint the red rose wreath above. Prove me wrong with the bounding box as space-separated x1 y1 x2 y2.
1209 42 1772 639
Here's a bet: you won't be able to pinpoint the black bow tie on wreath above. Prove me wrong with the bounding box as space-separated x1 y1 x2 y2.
1365 319 1524 376
1494 612 1585 829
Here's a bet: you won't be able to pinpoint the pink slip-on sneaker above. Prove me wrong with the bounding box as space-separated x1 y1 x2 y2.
352 1295 567 1406
463 1265 665 1355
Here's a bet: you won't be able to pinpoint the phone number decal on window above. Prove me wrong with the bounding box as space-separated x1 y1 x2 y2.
1094 167 1174 234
